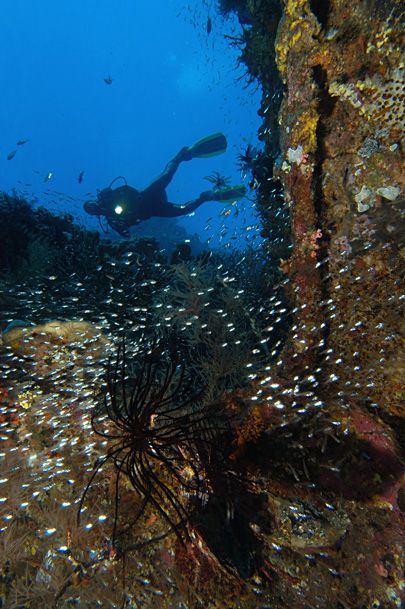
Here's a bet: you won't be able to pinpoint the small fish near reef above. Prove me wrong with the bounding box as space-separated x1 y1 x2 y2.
206 16 212 34
77 170 85 184
16 139 29 146
7 150 17 161
104 75 113 85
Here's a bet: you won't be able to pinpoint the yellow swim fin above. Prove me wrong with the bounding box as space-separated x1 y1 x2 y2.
188 132 227 158
213 185 247 202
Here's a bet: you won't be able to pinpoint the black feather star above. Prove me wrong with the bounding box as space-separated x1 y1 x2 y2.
204 171 231 190
78 337 224 548
236 144 258 173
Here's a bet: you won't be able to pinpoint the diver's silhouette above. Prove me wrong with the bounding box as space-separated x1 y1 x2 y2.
83 133 246 238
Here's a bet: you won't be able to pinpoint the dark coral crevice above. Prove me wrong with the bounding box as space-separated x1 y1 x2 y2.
309 0 330 30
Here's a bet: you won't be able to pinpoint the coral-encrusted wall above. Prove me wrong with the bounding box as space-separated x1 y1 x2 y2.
273 0 404 420
227 1 404 607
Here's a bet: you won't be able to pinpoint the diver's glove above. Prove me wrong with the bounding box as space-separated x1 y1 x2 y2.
114 224 130 238
108 217 131 238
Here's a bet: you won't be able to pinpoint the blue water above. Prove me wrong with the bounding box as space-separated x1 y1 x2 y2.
0 0 262 251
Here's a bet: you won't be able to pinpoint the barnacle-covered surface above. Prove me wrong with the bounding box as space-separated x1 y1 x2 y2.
0 1 404 608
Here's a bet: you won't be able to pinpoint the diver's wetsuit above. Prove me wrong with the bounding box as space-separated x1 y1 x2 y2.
85 147 216 237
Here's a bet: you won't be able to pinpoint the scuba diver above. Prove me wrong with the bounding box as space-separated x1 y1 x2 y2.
83 133 246 238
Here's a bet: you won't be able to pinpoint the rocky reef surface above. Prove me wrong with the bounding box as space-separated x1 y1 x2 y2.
221 1 404 607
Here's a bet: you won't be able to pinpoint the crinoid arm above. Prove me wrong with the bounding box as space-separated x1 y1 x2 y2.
78 336 227 550
236 144 259 172
204 171 232 190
